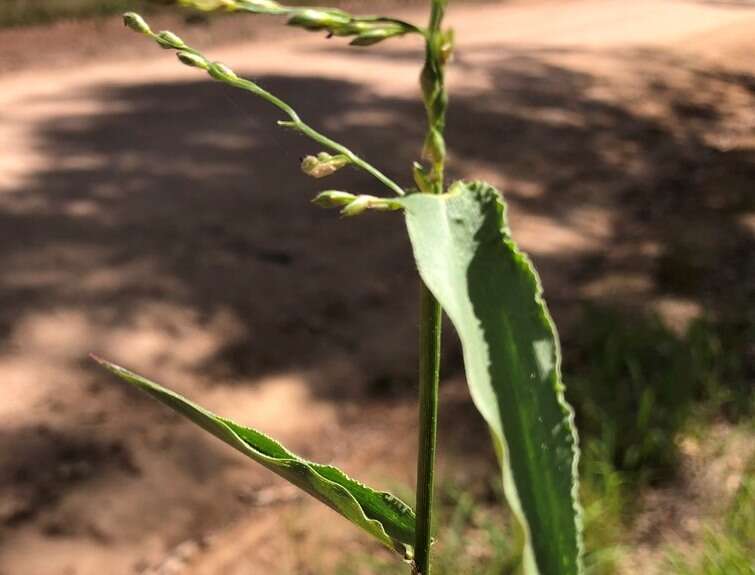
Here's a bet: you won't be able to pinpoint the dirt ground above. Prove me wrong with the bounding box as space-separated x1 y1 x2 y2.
0 0 753 573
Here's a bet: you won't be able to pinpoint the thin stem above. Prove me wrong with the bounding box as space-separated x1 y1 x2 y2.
414 1 449 573
207 70 406 196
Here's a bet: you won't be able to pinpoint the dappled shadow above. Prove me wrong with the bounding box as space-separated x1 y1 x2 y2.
3 48 752 384
0 424 138 528
0 74 430 386
445 46 753 318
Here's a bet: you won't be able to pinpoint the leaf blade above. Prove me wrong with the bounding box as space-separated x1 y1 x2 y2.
93 356 415 558
399 182 583 575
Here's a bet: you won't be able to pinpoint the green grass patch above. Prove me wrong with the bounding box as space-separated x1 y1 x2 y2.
667 455 755 575
565 306 752 485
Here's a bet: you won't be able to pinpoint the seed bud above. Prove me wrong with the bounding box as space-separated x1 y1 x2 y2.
350 28 394 47
208 62 238 81
176 51 210 70
312 190 356 208
123 12 151 34
156 30 187 50
341 195 372 217
288 9 350 31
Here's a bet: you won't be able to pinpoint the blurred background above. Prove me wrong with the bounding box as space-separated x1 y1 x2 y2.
0 1 753 574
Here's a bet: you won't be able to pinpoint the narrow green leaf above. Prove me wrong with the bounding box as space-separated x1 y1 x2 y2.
92 356 416 559
399 182 583 575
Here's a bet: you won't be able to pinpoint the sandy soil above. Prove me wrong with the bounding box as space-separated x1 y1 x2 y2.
0 1 753 573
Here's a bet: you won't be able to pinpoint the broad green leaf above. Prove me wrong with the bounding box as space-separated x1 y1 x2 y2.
93 357 416 559
399 182 583 575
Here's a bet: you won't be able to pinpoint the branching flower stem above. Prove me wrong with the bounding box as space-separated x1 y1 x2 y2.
414 1 449 574
177 0 424 46
123 13 405 197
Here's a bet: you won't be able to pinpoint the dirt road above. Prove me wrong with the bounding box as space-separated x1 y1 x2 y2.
1 1 753 573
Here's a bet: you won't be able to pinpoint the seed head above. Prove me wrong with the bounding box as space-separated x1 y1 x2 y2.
123 12 151 34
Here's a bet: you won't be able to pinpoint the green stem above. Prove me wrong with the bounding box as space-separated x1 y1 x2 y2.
414 284 442 575
214 73 406 197
414 2 448 574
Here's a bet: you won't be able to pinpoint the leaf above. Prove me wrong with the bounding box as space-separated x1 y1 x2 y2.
92 356 416 559
399 182 583 575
